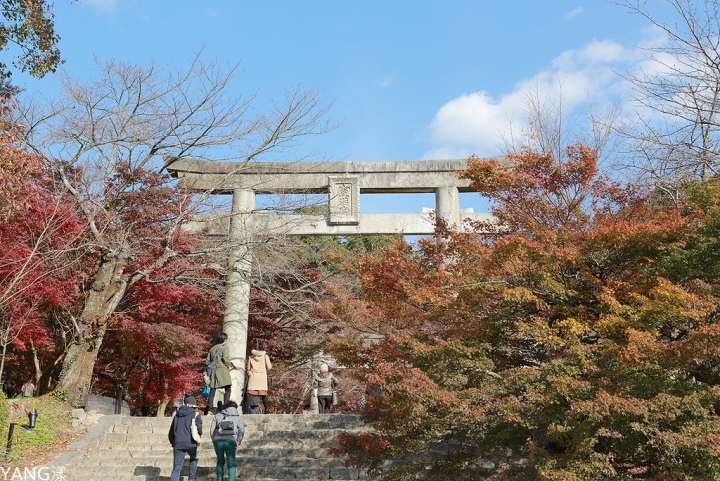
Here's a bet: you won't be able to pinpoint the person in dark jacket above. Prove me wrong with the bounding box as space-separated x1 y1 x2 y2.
210 400 245 481
168 395 203 481
207 332 232 414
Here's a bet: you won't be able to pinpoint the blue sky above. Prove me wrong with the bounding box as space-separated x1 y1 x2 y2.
16 0 675 214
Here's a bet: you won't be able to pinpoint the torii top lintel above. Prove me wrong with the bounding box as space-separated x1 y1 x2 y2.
165 157 505 194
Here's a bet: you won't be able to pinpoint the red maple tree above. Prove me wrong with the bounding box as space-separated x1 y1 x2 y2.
0 120 86 393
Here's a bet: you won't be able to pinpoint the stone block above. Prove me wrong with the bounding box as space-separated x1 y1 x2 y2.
112 424 129 433
84 394 130 415
70 408 86 420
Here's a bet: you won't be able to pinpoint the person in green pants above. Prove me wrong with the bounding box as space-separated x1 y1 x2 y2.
210 400 245 481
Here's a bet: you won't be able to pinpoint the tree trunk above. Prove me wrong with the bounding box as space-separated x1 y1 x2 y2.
58 338 104 406
37 351 64 395
157 399 169 417
57 253 127 406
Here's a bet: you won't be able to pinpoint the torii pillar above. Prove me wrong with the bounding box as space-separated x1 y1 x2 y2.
435 185 460 228
223 189 255 376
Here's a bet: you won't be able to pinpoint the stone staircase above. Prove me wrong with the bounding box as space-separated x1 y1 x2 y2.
55 413 384 481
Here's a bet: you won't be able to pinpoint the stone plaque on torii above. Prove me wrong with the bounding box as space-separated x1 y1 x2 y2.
166 158 498 393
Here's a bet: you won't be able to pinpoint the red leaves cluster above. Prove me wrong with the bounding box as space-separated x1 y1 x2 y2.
331 431 392 470
0 129 86 388
96 276 223 410
0 126 227 405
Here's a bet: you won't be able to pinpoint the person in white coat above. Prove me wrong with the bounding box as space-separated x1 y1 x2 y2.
245 341 272 414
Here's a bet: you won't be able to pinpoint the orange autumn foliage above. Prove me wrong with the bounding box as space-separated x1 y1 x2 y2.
324 146 720 480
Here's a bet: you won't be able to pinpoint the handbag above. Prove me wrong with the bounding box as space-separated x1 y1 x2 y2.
190 412 202 445
202 385 210 397
331 390 339 405
206 347 222 377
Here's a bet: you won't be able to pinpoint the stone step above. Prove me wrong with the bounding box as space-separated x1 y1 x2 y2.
116 419 370 434
86 446 338 459
103 429 355 445
98 436 344 451
113 413 363 425
69 454 399 470
69 477 379 481
68 465 369 479
61 413 387 481
106 427 351 440
70 455 348 469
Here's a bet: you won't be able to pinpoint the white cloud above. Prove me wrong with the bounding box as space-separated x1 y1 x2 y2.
427 89 524 159
374 78 393 88
424 38 650 159
564 7 584 20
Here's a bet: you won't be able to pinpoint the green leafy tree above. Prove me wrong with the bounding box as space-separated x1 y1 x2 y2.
0 0 63 83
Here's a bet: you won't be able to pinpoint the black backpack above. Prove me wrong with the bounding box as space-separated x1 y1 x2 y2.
217 413 238 435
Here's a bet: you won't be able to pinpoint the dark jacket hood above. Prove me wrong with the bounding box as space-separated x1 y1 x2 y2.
168 404 202 447
176 405 196 418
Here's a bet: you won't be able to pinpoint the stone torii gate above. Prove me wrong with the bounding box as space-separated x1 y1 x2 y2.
166 157 498 394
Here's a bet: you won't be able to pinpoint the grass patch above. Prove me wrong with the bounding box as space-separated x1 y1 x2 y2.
0 391 84 469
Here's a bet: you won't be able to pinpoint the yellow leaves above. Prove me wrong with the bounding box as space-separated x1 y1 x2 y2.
553 317 589 337
595 277 713 338
512 315 589 350
516 317 557 347
656 277 705 307
634 277 713 330
547 422 574 439
595 285 623 313
539 372 594 408
596 314 630 339
500 285 554 316
502 286 535 303
405 284 446 310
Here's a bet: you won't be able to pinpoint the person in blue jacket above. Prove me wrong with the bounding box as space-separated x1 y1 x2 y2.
168 395 202 481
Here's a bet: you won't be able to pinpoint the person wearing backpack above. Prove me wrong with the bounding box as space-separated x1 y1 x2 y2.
245 341 272 414
210 400 245 481
168 395 203 481
207 332 232 414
